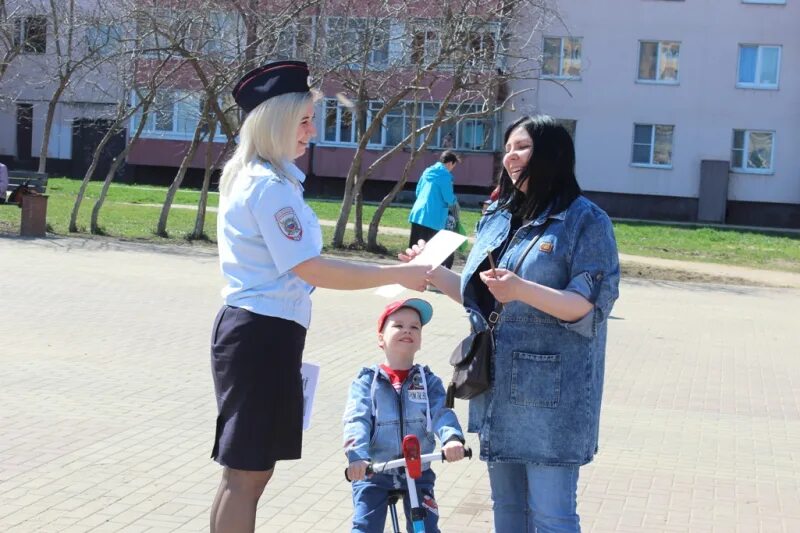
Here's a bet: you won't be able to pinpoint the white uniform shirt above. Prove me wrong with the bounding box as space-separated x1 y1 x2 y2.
217 159 322 328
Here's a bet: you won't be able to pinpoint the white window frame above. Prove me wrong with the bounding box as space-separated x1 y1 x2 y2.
631 123 674 169
736 44 781 89
408 24 440 66
541 36 582 80
741 0 785 4
201 12 243 59
130 90 227 142
317 98 497 152
637 40 681 84
321 98 357 145
731 129 775 174
325 17 390 69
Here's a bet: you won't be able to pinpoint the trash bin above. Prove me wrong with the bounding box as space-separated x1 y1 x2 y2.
20 193 48 237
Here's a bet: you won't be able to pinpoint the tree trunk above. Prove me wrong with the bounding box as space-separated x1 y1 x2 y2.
156 99 209 236
353 189 364 245
37 82 67 173
90 101 150 234
69 122 120 232
332 163 361 248
367 152 422 252
191 119 223 240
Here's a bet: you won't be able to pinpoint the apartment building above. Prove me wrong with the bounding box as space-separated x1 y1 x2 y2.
0 5 504 197
510 0 799 227
1 1 796 228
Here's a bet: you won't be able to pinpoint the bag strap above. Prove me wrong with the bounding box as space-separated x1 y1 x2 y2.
487 219 553 330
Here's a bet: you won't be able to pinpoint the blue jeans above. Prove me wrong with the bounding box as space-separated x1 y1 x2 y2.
352 469 439 533
488 462 580 533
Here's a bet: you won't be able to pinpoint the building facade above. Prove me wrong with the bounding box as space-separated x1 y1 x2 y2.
1 0 797 227
510 0 799 227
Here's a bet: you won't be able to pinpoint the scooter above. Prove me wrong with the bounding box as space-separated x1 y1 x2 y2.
345 435 472 533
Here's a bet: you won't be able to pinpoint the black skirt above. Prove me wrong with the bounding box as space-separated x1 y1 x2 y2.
210 305 307 471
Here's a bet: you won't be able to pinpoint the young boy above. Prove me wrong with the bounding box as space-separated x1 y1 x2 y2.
343 298 465 533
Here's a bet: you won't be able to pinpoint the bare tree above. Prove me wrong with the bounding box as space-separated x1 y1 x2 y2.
31 0 110 173
315 0 554 251
0 0 25 83
144 0 322 237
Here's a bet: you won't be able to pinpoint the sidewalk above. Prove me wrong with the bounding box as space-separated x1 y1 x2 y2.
1 235 799 532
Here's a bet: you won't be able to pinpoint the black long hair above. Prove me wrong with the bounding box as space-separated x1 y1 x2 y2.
493 115 581 220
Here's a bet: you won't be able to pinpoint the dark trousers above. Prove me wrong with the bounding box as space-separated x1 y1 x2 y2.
409 223 454 269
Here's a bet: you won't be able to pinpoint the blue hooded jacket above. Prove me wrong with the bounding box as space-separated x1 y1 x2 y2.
343 364 464 468
408 162 456 230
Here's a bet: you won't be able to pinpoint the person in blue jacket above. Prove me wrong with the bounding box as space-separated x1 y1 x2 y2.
401 116 620 532
344 298 465 532
408 150 460 268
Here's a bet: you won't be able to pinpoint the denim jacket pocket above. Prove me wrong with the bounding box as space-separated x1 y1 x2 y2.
370 420 400 449
510 352 561 408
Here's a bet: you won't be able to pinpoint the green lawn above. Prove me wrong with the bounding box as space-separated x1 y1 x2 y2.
2 177 799 272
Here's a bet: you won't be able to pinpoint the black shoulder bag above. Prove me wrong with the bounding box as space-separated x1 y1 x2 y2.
446 220 552 408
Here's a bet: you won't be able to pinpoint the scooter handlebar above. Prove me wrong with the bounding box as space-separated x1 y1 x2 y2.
344 446 472 482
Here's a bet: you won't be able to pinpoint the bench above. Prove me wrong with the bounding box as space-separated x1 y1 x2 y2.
2 170 49 237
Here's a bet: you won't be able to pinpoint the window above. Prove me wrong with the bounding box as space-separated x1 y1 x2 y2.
323 98 356 144
731 129 774 173
742 0 785 4
466 25 497 68
86 23 124 56
319 99 497 151
136 10 172 58
542 37 581 79
202 12 243 58
457 104 495 151
410 28 440 65
14 16 47 54
555 118 577 141
638 41 680 83
737 45 780 89
131 90 226 141
326 17 389 68
268 18 313 61
632 124 674 167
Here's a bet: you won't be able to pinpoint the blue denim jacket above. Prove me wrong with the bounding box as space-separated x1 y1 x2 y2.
460 195 620 465
343 364 464 468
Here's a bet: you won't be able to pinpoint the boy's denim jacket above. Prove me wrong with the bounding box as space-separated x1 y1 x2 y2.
461 195 620 465
343 364 464 468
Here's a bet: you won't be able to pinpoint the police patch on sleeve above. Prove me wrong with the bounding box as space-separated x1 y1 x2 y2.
274 207 303 241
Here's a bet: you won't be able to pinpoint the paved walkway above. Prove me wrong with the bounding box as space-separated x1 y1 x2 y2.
1 236 799 532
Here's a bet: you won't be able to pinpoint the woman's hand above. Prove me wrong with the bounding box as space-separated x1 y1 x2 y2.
442 440 465 462
347 460 370 481
398 239 426 263
394 263 432 292
479 268 523 304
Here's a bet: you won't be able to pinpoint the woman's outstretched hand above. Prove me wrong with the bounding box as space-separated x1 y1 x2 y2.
395 262 433 292
479 268 522 304
398 239 426 263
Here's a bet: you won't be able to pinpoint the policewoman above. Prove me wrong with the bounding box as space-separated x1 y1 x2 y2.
209 60 431 533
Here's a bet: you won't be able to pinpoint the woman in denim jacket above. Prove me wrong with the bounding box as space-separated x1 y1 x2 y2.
402 115 620 532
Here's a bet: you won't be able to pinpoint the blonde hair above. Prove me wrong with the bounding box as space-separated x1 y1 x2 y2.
219 90 318 196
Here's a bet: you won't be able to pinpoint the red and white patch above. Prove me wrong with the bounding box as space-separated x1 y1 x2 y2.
274 207 303 241
422 494 439 516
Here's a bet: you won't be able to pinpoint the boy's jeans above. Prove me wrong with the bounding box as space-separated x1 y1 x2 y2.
488 462 580 533
351 469 439 533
